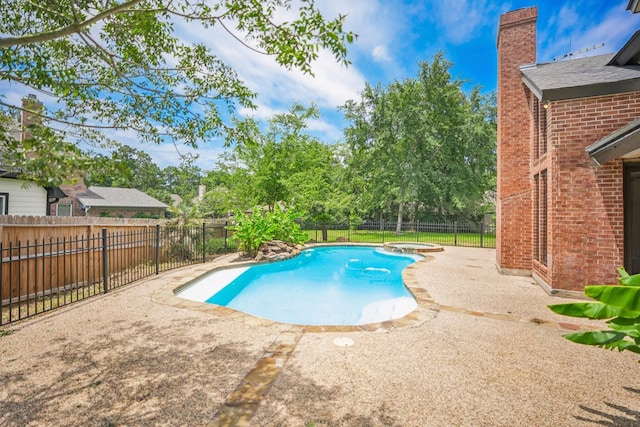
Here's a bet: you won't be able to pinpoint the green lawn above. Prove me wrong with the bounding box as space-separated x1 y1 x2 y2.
303 228 495 248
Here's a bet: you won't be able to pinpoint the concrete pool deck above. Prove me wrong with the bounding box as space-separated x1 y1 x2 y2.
1 246 640 426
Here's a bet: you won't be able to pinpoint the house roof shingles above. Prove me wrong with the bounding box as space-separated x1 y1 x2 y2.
520 53 640 101
78 186 167 209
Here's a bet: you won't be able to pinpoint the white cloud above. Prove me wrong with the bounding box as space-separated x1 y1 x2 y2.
238 103 282 121
538 5 636 62
372 45 392 62
307 117 343 142
431 0 501 45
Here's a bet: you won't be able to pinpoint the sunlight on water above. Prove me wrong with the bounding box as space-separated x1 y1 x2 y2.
178 246 421 326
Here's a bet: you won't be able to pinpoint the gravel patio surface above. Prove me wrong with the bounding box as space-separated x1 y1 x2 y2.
1 246 639 426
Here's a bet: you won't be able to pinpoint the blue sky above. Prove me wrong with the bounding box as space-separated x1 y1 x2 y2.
2 0 638 169
177 0 639 169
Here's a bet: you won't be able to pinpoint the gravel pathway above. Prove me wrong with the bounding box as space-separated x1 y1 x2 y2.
1 246 639 427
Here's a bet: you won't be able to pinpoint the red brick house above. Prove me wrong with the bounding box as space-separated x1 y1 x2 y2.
496 7 640 292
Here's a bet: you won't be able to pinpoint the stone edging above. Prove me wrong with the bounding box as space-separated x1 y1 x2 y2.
152 246 440 333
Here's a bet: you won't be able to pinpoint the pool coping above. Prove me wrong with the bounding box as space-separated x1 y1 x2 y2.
152 243 441 333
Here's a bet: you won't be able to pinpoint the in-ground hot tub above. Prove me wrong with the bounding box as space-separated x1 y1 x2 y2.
383 242 444 254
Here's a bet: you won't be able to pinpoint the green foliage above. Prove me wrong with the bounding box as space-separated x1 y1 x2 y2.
228 205 306 256
228 208 276 256
205 236 229 255
166 201 202 226
0 0 354 184
270 205 308 244
223 103 348 221
132 212 160 219
162 160 203 202
341 52 496 224
548 268 640 361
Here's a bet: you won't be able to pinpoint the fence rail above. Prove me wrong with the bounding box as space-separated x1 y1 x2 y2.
1 223 235 326
301 220 496 248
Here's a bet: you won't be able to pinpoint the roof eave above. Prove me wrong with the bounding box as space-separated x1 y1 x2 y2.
608 30 640 65
521 77 640 102
586 118 640 166
520 72 543 99
78 204 167 209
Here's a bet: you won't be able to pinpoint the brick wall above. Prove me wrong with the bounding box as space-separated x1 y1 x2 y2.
536 92 640 290
56 180 89 217
496 7 537 274
20 94 43 143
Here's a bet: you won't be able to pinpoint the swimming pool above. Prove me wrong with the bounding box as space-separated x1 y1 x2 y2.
176 245 422 326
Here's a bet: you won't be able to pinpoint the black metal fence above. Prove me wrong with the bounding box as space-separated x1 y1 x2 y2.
1 223 235 326
301 220 496 248
1 219 492 326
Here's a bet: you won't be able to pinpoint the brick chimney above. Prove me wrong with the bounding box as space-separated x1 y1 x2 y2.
496 7 537 275
21 94 43 142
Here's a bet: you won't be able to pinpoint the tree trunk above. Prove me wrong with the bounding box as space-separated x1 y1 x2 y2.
395 202 404 234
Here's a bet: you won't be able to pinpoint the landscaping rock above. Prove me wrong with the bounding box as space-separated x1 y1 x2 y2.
254 240 303 262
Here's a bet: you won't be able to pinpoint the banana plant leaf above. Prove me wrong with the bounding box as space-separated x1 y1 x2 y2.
617 266 630 278
616 267 640 286
585 286 640 312
563 331 640 354
608 317 640 338
619 275 640 287
548 302 639 319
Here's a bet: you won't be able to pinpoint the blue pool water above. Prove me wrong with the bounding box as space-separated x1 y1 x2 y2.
177 245 422 326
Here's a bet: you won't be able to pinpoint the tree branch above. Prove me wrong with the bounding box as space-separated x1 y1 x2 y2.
0 0 147 47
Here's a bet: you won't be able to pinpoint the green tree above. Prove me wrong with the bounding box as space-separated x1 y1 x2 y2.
0 0 355 185
230 104 342 216
162 160 202 202
86 144 173 203
210 154 256 213
342 53 496 227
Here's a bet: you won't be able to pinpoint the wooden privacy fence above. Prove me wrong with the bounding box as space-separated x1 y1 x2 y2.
1 220 233 326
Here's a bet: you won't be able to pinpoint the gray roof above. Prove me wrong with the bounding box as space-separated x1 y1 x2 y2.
78 186 167 209
586 117 640 165
520 53 640 101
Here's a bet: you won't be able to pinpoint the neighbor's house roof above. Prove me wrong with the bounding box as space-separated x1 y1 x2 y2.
77 186 167 210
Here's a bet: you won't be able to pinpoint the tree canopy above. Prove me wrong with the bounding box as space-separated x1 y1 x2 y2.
0 0 355 185
342 53 496 226
218 103 347 220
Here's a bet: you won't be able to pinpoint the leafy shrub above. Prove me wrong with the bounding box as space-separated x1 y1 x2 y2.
228 206 307 256
548 267 640 361
133 212 160 219
270 205 308 244
205 236 229 254
227 208 275 256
